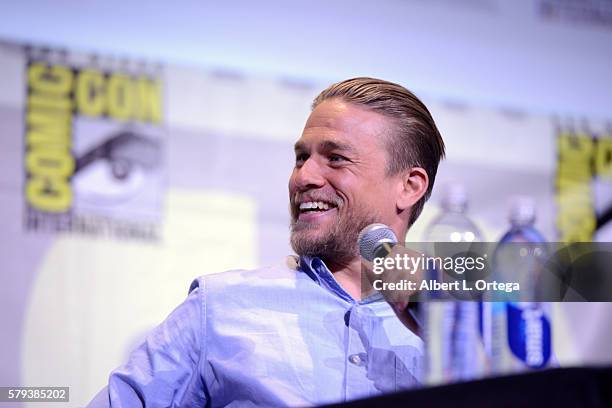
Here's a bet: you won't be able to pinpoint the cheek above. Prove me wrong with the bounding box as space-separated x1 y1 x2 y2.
327 170 393 209
365 181 399 212
325 174 351 201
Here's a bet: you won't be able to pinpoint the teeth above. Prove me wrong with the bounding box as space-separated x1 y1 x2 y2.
299 201 332 211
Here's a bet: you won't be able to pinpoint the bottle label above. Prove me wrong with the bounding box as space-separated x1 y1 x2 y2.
506 303 551 368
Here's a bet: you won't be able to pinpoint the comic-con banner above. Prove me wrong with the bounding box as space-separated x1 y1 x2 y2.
23 46 165 240
555 125 612 242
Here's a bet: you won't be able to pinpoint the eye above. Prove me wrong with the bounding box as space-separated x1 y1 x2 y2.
295 152 309 167
329 154 348 164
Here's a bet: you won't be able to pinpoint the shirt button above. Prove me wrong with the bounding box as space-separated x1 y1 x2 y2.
348 354 363 366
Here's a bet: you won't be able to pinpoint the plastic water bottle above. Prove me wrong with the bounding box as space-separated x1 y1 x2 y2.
421 184 487 384
484 197 553 374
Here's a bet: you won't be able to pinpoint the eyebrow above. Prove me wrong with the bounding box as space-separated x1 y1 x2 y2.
294 140 356 154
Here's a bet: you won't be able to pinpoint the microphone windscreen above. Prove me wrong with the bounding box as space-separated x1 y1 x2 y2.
358 223 397 262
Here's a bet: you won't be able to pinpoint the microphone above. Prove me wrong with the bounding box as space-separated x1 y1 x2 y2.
358 223 421 330
358 223 397 262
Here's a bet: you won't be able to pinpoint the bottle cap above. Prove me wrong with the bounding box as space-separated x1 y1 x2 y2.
509 196 536 226
441 183 467 212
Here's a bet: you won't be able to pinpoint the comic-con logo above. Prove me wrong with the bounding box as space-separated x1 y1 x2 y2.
24 50 164 240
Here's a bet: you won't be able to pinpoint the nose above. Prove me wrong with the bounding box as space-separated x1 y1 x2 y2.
291 157 326 192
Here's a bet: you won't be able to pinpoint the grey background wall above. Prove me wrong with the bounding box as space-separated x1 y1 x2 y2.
1 0 611 118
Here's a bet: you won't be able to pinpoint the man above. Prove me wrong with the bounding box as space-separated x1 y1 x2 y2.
92 77 445 407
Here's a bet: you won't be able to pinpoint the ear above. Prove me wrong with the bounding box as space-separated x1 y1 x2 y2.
396 167 429 211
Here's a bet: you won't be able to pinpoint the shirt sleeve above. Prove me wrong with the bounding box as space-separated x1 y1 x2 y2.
107 279 207 408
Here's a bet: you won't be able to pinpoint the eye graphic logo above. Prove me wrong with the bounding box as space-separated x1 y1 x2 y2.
72 131 161 206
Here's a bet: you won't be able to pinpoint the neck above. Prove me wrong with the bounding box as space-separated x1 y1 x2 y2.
325 256 364 301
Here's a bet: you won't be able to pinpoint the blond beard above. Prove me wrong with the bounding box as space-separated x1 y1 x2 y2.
290 202 379 265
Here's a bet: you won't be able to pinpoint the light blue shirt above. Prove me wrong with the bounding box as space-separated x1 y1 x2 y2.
102 256 424 407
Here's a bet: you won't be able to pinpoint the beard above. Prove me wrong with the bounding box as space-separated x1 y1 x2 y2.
289 198 379 266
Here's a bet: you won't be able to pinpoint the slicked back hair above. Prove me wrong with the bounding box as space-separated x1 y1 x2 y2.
312 77 446 227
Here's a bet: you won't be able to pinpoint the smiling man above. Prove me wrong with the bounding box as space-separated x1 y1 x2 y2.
92 78 445 407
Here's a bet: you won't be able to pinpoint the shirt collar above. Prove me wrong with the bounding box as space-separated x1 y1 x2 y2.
298 255 384 305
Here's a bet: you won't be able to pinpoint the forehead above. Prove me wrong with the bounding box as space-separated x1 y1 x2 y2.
297 99 391 151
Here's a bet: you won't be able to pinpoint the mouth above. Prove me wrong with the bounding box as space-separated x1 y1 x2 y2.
296 200 339 222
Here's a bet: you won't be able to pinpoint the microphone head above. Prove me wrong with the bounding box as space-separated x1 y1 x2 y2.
358 223 398 262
